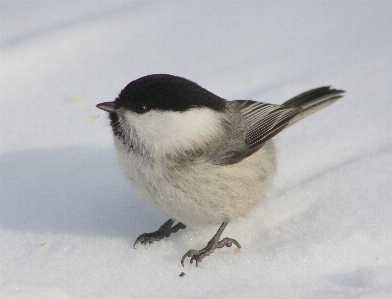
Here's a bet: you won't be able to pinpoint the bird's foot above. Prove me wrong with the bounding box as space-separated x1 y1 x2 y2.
134 219 186 248
181 221 241 267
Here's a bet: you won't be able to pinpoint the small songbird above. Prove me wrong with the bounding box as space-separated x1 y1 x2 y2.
96 74 344 267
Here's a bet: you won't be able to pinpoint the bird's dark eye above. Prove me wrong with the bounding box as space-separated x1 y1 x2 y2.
135 104 148 114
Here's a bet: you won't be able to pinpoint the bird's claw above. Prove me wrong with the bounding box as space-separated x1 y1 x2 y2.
133 232 164 248
134 219 186 248
181 237 241 267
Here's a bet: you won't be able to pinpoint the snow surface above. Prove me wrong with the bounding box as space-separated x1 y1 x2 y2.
1 1 392 298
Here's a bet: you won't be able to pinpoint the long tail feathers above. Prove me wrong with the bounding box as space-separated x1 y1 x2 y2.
282 86 345 127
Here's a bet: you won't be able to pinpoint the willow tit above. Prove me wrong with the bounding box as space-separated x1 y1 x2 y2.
96 74 344 267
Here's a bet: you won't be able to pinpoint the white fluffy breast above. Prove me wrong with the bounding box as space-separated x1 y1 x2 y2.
122 107 222 154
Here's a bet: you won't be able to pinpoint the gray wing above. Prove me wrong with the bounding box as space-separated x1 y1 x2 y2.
236 100 299 150
217 87 344 165
215 100 299 165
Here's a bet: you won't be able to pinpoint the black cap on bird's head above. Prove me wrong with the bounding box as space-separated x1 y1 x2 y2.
96 74 227 115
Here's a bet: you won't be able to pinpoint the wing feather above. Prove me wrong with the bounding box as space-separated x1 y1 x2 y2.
235 100 299 150
220 87 343 165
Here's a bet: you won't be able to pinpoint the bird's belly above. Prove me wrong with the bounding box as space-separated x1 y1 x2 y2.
115 138 276 227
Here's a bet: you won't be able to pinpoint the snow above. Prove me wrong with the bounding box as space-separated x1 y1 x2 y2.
1 1 391 298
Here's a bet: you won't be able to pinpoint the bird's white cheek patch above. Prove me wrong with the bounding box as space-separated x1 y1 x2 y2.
123 108 222 153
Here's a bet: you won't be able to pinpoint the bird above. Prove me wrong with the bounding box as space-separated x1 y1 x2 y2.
96 74 344 267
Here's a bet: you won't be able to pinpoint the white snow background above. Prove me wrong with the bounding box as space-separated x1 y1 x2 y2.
1 1 391 298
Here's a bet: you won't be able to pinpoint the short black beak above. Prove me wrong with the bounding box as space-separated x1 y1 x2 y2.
96 101 117 113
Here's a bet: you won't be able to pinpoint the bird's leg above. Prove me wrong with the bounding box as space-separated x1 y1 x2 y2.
181 220 241 267
134 218 186 248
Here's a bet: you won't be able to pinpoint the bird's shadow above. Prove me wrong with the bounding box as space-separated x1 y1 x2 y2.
0 146 167 240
